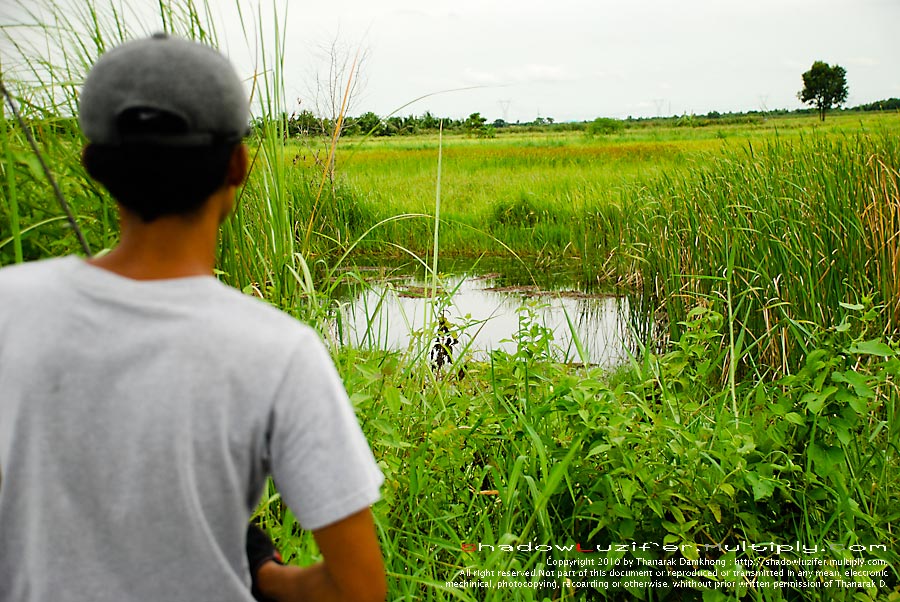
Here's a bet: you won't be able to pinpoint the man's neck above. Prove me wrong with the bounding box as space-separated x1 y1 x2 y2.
89 196 225 281
88 242 215 280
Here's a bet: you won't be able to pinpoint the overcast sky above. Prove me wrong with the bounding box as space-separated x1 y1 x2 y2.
209 0 899 123
4 0 899 123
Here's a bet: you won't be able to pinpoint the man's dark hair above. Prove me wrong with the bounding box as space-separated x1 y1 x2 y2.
79 40 249 223
82 142 237 222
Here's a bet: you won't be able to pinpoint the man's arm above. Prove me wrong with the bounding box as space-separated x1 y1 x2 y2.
255 508 386 602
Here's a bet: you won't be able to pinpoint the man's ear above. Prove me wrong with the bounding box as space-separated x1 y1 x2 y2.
81 144 98 180
226 144 249 187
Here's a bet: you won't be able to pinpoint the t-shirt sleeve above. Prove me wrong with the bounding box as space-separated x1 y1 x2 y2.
267 329 383 531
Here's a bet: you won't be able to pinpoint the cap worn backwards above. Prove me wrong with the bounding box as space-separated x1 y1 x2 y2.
79 33 250 147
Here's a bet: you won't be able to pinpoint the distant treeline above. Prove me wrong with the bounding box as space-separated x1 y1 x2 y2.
259 97 900 139
265 110 500 138
853 97 900 112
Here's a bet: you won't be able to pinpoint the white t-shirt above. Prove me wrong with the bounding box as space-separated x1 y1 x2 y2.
0 257 383 602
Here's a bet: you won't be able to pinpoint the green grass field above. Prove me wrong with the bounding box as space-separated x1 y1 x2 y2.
2 3 899 599
283 113 900 269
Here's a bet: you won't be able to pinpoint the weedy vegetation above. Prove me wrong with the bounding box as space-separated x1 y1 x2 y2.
1 1 899 600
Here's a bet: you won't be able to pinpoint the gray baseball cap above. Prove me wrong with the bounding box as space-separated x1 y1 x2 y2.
79 33 250 146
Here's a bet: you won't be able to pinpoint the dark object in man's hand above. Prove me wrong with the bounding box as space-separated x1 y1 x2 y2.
246 523 283 602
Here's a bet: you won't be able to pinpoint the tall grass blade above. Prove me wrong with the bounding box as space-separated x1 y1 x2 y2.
0 80 91 256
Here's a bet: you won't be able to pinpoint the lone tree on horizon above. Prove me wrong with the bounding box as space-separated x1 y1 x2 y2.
798 61 848 121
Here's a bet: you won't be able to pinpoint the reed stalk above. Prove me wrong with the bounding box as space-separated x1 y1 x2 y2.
0 95 23 263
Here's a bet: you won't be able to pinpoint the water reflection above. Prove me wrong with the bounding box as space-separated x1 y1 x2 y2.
336 272 635 366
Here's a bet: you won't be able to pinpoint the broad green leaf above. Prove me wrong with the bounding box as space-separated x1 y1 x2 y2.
808 442 844 478
736 436 756 454
832 421 852 446
802 386 837 414
745 471 775 500
662 520 680 534
848 396 868 414
682 542 699 561
14 151 43 181
620 479 638 505
587 443 610 457
849 339 895 357
832 370 874 398
382 386 401 414
785 412 805 425
839 302 865 311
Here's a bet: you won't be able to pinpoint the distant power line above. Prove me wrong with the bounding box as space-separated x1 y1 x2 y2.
498 99 511 121
652 98 666 117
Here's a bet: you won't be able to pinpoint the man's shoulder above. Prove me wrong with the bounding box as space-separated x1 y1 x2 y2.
193 283 337 387
199 278 326 352
0 256 73 280
206 280 311 330
0 256 75 299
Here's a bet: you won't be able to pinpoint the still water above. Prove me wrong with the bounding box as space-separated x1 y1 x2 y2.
334 265 636 366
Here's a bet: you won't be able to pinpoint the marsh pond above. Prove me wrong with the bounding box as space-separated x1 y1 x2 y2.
330 258 639 367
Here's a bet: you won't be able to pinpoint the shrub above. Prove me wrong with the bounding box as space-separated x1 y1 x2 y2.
587 117 624 136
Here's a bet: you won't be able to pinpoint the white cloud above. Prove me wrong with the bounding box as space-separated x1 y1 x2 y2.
847 56 879 67
508 64 574 84
461 68 501 85
782 59 811 71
